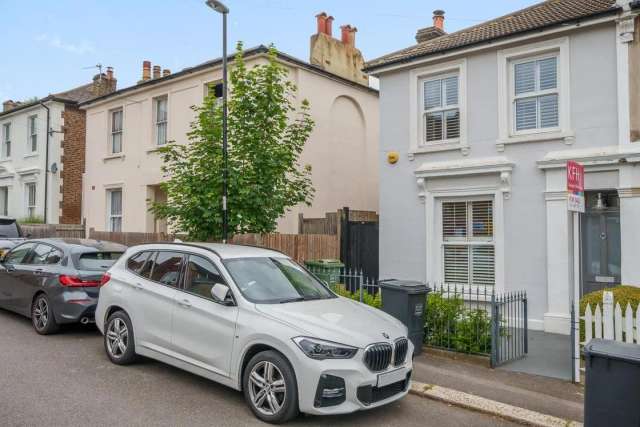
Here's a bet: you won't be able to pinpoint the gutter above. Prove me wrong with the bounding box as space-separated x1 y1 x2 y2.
363 8 621 73
0 95 74 119
39 101 51 223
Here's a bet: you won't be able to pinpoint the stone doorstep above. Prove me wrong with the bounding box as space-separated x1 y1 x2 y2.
409 381 583 427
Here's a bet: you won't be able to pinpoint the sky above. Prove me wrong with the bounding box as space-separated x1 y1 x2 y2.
0 0 539 102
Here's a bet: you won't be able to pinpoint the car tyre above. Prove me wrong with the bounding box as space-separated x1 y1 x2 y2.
104 311 137 365
31 293 59 335
243 350 299 424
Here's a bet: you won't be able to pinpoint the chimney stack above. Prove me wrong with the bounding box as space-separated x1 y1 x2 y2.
341 25 357 47
162 69 171 77
2 100 19 112
142 60 151 81
433 10 445 31
92 67 117 97
153 65 161 79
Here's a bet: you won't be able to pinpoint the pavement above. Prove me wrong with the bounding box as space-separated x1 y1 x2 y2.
501 331 572 381
0 309 516 427
412 349 584 422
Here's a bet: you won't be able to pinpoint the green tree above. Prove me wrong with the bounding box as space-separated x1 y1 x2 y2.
151 43 314 241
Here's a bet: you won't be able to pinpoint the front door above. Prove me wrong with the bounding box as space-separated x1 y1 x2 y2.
581 191 621 295
171 254 238 377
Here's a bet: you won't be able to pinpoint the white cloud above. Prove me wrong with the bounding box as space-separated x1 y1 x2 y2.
34 33 95 55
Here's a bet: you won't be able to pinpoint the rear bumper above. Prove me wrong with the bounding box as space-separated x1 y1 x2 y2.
51 290 98 324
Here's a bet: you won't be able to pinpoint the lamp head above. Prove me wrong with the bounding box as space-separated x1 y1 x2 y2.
205 0 229 14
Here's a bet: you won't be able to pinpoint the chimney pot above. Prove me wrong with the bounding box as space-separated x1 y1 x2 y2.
316 12 328 35
142 60 151 81
341 25 357 47
3 100 18 112
106 66 114 80
152 65 161 79
325 16 334 37
162 69 171 77
433 9 445 31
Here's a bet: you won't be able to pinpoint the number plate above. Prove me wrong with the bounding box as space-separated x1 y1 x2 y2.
377 367 407 388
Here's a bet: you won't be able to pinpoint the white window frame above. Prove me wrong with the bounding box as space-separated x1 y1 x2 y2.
106 188 123 232
497 37 572 147
154 96 168 146
27 115 38 153
420 72 461 145
25 182 36 218
409 59 467 154
440 198 495 287
2 122 11 159
109 108 123 154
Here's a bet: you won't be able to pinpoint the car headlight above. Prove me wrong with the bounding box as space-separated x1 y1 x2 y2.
292 337 358 360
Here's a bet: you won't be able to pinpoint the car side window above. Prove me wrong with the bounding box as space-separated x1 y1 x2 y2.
139 251 157 278
4 243 36 265
184 255 226 300
149 251 183 287
30 244 62 265
127 251 151 274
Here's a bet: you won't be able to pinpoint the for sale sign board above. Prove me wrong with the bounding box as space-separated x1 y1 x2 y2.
567 160 585 213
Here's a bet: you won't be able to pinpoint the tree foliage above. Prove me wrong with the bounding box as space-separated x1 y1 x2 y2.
151 43 314 240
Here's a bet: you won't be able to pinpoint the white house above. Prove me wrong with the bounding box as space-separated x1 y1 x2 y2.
0 71 117 224
364 0 640 335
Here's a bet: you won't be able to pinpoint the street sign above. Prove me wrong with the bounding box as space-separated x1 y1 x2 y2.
567 161 585 213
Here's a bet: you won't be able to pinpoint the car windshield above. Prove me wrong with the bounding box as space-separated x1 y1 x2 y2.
0 219 21 238
223 257 335 304
77 252 124 271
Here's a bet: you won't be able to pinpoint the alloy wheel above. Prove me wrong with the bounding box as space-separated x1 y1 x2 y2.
106 318 129 358
33 298 49 330
248 361 287 416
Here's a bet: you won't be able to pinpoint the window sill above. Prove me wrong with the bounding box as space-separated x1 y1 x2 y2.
146 146 166 154
0 158 12 163
410 142 469 156
23 153 38 159
103 154 125 162
496 130 574 151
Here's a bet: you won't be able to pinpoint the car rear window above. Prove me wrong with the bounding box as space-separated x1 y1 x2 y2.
78 252 123 271
0 219 21 238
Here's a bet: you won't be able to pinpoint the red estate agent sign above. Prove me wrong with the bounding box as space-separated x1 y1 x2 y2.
567 160 585 213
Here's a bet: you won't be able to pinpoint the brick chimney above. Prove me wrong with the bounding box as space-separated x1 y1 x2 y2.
2 100 20 112
415 10 447 43
310 13 368 85
92 67 117 97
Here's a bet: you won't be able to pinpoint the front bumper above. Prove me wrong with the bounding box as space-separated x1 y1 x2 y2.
296 344 413 415
51 290 98 324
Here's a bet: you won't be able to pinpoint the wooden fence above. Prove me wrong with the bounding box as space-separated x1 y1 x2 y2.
298 208 378 235
582 291 640 345
21 223 86 239
87 229 339 263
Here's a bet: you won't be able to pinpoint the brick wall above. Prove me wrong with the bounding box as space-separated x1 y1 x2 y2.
59 105 86 224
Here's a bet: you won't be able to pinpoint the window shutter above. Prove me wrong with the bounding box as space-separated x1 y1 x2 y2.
444 245 469 284
538 57 557 91
444 76 458 106
471 201 493 238
443 201 467 238
445 110 460 139
515 98 537 131
424 80 442 109
514 61 536 95
425 112 444 142
471 246 495 286
539 94 559 128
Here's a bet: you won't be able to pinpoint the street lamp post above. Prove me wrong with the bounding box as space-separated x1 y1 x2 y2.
205 0 229 243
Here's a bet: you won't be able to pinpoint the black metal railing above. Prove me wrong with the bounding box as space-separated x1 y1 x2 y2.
490 291 528 367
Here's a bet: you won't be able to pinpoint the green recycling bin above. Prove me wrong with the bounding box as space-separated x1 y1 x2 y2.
379 279 429 355
305 259 344 287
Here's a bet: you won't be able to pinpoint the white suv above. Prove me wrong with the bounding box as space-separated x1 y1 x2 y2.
96 243 413 423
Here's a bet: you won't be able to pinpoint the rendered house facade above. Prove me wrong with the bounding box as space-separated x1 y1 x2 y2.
365 0 640 334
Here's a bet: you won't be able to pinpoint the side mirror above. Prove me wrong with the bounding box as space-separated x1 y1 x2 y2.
211 283 234 306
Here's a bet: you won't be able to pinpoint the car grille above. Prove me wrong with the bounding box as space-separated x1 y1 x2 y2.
394 338 409 366
356 372 411 405
363 343 393 372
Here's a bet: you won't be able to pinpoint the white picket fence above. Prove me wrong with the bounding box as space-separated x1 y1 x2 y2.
581 291 640 345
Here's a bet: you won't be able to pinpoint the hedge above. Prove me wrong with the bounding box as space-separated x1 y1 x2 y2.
580 285 640 314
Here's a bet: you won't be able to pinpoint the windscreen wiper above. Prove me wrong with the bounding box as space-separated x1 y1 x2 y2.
278 297 306 304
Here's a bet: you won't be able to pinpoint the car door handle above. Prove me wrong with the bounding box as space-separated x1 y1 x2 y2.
178 299 192 308
134 282 144 290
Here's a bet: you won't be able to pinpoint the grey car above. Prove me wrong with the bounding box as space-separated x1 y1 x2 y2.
0 238 126 334
0 217 27 257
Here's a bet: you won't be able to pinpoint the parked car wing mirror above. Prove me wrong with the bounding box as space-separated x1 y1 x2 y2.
211 283 233 305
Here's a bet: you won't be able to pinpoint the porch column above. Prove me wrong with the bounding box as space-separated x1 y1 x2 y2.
619 188 640 285
544 191 572 334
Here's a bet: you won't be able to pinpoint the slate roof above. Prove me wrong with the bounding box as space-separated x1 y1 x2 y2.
364 0 619 72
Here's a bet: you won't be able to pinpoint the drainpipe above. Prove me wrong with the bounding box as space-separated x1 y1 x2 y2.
39 101 50 224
